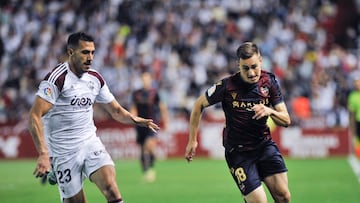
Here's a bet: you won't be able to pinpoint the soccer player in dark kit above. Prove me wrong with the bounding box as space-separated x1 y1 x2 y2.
130 72 168 182
185 42 291 203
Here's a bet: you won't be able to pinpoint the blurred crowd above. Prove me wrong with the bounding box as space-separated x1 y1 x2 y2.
0 0 359 128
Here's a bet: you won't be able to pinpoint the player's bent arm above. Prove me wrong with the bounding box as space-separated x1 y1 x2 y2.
269 102 291 127
28 96 53 155
185 95 210 161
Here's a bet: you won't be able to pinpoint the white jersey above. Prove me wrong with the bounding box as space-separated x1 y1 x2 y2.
36 62 115 156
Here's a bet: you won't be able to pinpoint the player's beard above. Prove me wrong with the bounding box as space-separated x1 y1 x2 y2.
71 59 89 77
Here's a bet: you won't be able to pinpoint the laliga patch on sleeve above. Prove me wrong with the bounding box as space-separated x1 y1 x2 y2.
207 84 216 97
43 87 53 97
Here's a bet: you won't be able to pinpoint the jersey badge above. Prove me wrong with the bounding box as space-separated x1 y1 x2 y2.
260 86 269 97
207 84 216 97
43 87 52 97
87 81 95 90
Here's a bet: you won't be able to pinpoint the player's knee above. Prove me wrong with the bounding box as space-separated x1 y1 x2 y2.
274 190 291 203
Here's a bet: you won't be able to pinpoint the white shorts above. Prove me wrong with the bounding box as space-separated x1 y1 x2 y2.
51 136 114 199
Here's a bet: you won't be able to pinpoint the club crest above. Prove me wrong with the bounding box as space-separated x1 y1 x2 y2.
87 81 95 90
260 86 269 96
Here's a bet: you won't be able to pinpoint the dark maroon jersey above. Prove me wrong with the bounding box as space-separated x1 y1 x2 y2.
132 88 161 124
205 70 284 151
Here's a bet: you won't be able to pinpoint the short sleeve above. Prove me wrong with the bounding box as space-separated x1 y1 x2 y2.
36 81 59 104
95 82 115 103
205 80 226 105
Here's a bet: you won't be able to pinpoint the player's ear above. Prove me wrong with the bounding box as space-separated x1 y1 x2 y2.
67 48 74 56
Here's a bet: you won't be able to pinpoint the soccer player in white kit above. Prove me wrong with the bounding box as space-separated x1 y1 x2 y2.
28 32 160 203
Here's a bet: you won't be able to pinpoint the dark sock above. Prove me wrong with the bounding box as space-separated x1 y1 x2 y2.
140 148 151 172
149 153 155 168
140 150 146 171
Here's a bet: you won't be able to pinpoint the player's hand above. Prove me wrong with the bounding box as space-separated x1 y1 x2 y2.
252 104 272 120
33 153 51 178
133 117 160 133
185 141 198 162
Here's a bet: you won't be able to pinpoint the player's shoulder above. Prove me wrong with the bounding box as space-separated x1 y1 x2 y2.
219 72 237 85
87 68 105 87
42 62 69 91
207 72 238 93
261 70 276 78
44 62 68 83
226 72 243 90
260 70 278 84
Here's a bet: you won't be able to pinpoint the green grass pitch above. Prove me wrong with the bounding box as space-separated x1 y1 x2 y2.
1 157 359 203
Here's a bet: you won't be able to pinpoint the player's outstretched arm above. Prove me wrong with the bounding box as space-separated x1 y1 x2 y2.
102 100 160 132
185 95 209 162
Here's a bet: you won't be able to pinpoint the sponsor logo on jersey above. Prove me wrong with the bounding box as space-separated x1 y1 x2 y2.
70 96 92 106
232 98 270 110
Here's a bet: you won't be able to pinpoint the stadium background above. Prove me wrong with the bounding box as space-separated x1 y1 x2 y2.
1 0 360 202
0 0 358 158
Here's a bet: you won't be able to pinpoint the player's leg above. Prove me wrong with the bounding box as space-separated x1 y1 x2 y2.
51 155 87 203
84 137 123 202
259 143 290 203
225 149 267 203
63 190 87 203
243 186 267 203
143 136 157 182
136 129 148 172
140 145 148 171
263 172 290 203
144 136 157 168
90 165 123 203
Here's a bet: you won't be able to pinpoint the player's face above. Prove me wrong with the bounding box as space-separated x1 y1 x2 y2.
238 54 262 84
142 72 152 89
69 40 95 77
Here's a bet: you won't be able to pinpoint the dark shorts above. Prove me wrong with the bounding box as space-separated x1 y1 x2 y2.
225 142 288 196
135 126 157 145
356 122 360 139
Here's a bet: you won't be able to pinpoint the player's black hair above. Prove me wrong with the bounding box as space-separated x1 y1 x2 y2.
236 42 260 60
67 32 94 49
